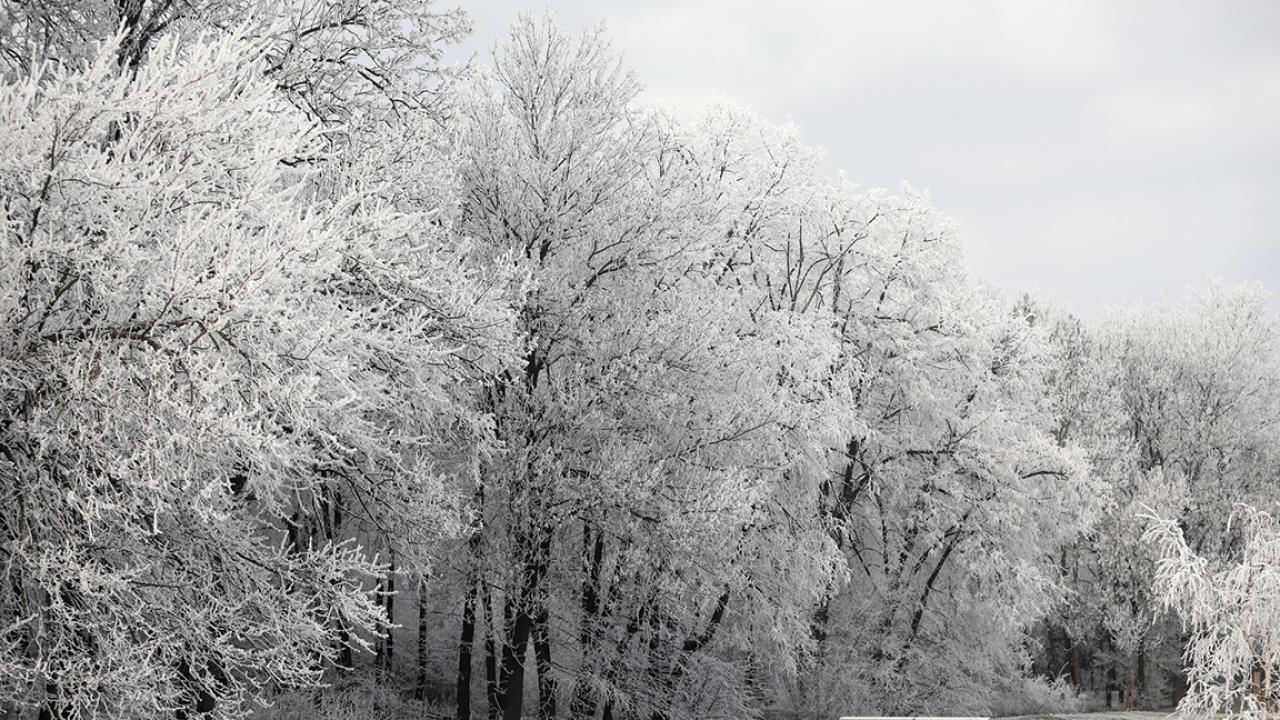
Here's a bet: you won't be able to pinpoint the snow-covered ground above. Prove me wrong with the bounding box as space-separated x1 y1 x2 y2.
1003 707 1172 712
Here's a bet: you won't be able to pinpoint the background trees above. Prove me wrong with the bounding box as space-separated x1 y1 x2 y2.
1038 283 1280 708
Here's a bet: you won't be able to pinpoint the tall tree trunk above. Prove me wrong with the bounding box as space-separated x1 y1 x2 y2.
500 524 551 720
323 487 353 670
568 526 605 720
457 581 479 720
1125 653 1137 710
485 589 502 720
416 576 430 701
533 601 556 720
806 596 833 720
499 600 533 720
337 628 354 669
456 483 486 713
1137 649 1146 707
806 437 863 720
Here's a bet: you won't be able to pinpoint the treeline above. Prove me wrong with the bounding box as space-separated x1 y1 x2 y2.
0 3 1277 720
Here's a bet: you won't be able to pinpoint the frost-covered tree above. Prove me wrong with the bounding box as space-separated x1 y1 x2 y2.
0 23 514 720
670 100 1100 717
1 0 468 100
3 0 520 699
1145 504 1280 719
451 17 851 720
809 212 1097 715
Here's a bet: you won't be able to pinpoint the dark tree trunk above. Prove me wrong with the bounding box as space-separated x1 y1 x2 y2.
375 567 387 669
336 625 354 669
322 487 353 670
568 526 605 720
456 581 479 720
533 600 556 720
1137 649 1146 706
456 482 488 716
804 595 833 719
416 576 431 701
485 589 502 720
499 600 533 720
1072 643 1082 689
500 524 551 720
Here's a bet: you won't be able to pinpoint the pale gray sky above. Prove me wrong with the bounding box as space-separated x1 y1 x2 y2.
451 1 1280 314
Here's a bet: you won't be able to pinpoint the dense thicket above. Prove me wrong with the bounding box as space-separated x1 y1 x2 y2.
1 3 1277 720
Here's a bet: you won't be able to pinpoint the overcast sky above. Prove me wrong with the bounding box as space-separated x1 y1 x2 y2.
451 1 1280 314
